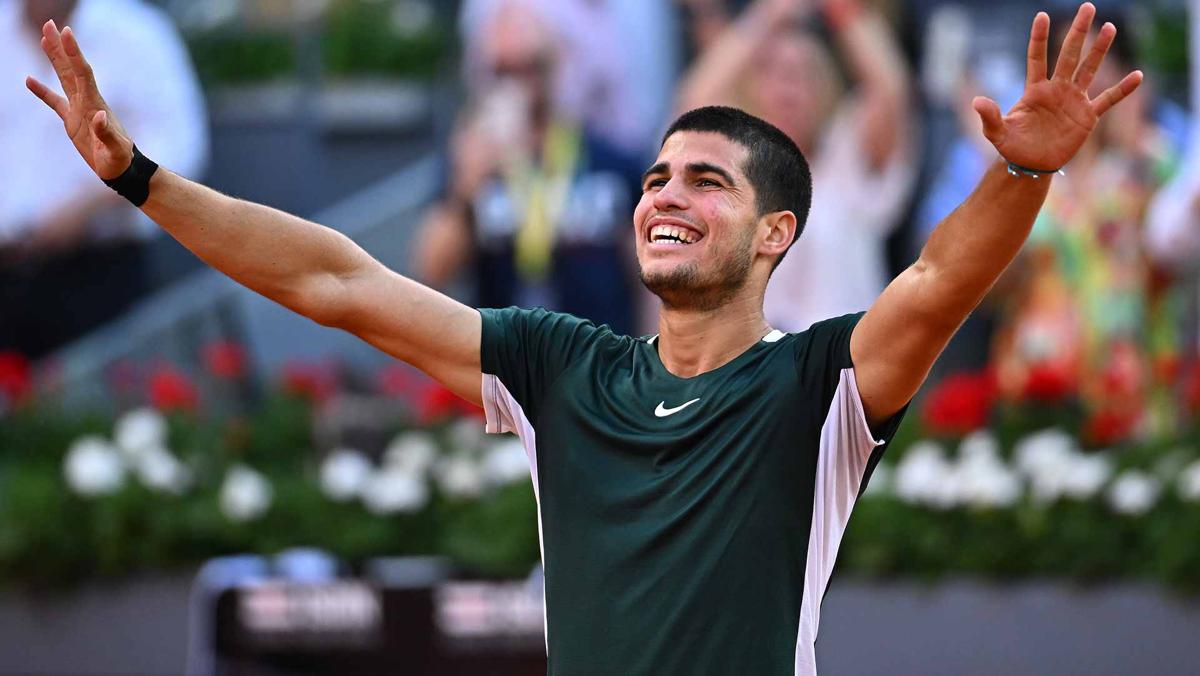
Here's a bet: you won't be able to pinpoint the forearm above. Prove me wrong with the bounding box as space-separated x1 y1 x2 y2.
848 4 1143 426
140 169 375 325
850 161 1050 423
413 200 473 287
916 160 1052 324
676 5 773 111
829 2 907 100
681 0 732 51
38 184 125 237
829 1 910 167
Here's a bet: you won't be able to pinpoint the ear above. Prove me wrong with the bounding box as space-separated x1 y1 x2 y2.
758 211 797 259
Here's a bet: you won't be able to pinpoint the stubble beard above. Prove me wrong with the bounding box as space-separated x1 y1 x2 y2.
639 244 754 312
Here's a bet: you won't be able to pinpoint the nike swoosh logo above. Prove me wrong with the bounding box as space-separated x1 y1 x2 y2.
655 398 701 417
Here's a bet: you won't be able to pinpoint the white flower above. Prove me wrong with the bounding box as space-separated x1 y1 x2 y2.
861 462 892 499
894 441 952 508
134 445 191 495
113 408 168 458
447 418 487 454
1014 429 1078 505
319 448 373 502
435 455 485 499
63 436 125 496
220 465 273 522
383 432 439 476
957 449 1022 509
1059 453 1113 501
1177 460 1200 502
361 468 429 515
1106 470 1161 516
1013 428 1075 479
958 430 1001 462
481 439 530 487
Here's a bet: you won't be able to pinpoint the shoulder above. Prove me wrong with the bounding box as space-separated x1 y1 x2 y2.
481 306 632 348
791 312 865 374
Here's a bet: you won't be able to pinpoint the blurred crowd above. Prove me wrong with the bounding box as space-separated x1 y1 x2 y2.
6 0 1200 444
1 0 207 358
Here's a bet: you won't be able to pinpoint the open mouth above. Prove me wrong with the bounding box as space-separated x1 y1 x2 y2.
648 223 703 246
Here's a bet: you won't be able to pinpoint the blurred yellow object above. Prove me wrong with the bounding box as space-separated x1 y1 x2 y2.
510 122 581 282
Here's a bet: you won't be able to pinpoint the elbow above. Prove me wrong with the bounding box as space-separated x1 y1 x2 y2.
281 270 353 329
904 259 973 332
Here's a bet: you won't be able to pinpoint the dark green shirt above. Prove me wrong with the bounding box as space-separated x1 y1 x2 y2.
479 307 906 676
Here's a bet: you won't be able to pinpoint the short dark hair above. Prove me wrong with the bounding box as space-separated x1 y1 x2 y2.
661 106 813 266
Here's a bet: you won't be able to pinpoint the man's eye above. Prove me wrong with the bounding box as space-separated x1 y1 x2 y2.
698 179 720 188
644 178 667 190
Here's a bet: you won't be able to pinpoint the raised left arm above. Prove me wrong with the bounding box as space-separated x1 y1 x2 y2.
849 3 1143 426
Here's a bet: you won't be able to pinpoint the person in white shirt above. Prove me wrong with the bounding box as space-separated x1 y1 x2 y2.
0 0 207 357
676 0 916 333
1146 1 1200 273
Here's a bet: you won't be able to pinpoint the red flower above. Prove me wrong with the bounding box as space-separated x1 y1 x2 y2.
1152 352 1181 385
922 369 997 437
1183 359 1200 414
281 361 338 404
418 383 484 425
202 341 247 380
148 364 199 412
0 351 32 403
1022 363 1075 402
1083 408 1138 446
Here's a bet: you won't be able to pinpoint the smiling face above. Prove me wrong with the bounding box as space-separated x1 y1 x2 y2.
634 131 793 311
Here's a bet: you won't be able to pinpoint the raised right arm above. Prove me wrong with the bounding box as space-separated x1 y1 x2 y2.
26 21 483 404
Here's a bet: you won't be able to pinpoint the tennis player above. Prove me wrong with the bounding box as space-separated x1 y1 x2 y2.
27 4 1140 674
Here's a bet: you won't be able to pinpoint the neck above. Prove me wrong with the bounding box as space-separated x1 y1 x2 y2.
654 290 771 378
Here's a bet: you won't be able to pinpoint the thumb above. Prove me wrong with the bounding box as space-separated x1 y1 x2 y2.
91 109 117 145
972 96 1005 146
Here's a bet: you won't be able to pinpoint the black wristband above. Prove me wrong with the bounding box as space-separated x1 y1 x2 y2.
102 145 159 206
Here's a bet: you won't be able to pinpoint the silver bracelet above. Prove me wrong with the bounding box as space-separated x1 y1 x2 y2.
1006 161 1064 179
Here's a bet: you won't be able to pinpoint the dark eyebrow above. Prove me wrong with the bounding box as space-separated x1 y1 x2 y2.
640 161 737 186
641 162 670 185
686 162 736 186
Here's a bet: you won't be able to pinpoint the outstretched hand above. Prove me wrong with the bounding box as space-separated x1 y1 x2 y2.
972 3 1143 172
25 20 133 180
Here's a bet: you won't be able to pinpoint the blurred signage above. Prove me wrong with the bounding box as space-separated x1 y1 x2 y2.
237 581 383 649
434 581 545 652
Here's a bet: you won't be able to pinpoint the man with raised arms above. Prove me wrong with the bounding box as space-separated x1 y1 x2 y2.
26 4 1140 674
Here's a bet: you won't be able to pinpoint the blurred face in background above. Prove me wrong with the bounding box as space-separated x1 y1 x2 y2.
747 31 841 152
478 2 559 128
22 0 77 35
635 132 765 311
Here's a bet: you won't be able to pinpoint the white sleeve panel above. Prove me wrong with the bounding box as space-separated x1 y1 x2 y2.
795 367 884 675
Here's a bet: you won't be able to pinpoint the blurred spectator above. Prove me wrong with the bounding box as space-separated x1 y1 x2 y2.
1147 2 1200 275
676 0 917 332
414 0 642 334
0 0 208 359
992 10 1180 442
460 0 679 157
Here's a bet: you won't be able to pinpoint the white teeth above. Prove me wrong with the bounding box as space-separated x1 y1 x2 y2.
650 224 699 244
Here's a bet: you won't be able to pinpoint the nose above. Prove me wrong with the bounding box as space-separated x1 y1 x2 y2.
651 176 689 213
